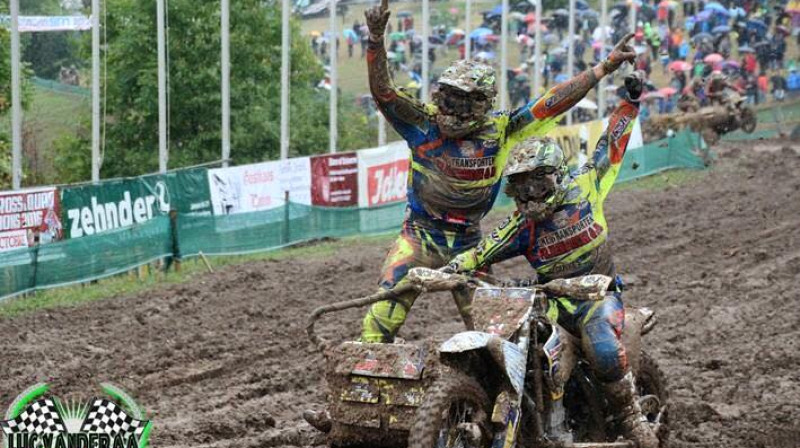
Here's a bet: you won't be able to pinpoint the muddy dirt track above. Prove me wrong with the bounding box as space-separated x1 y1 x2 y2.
2 140 799 448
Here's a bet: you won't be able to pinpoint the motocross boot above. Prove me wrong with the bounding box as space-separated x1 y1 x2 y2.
602 373 660 448
302 409 332 433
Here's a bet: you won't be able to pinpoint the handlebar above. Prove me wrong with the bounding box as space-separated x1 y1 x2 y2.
306 267 613 352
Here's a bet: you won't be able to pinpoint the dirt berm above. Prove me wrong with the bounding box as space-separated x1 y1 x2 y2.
1 140 799 448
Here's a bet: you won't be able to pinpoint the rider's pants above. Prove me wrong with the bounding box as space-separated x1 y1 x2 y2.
546 290 628 383
360 218 482 342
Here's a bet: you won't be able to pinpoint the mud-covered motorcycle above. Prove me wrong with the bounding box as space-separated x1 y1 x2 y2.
306 268 668 448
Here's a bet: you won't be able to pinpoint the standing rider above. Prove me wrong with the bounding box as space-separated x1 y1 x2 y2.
359 0 637 344
443 71 660 448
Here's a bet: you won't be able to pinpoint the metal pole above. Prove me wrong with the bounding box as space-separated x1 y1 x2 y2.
533 0 542 99
500 0 509 110
598 0 608 118
465 0 472 60
10 0 21 189
378 114 387 146
566 0 576 124
421 0 430 101
157 0 168 172
221 0 231 166
91 0 101 181
629 0 636 33
329 0 338 153
280 0 291 159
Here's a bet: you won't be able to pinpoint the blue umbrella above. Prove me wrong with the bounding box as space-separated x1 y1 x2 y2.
343 29 358 41
712 25 730 34
469 27 493 39
747 19 767 31
704 2 729 15
696 10 712 20
729 6 746 17
554 73 569 83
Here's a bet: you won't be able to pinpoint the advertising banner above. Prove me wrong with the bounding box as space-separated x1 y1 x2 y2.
207 158 311 215
0 187 62 252
60 167 212 239
0 15 92 32
357 141 410 207
310 152 359 207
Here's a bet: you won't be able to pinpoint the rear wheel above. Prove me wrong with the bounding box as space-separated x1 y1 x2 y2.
408 372 492 448
637 351 670 446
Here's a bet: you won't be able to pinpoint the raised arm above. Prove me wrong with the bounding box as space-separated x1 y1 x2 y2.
365 0 430 136
592 71 643 201
506 34 637 146
447 213 528 273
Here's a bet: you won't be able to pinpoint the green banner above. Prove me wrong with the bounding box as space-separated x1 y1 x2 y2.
60 167 211 239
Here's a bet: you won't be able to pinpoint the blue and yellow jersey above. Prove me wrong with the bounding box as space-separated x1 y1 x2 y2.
367 39 603 226
449 100 640 282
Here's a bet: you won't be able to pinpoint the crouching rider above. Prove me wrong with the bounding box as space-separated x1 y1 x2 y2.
444 71 659 448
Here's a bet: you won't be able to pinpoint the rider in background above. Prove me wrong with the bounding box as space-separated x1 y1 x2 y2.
444 71 659 448
360 0 636 344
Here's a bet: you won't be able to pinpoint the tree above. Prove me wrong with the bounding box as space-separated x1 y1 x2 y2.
55 0 375 180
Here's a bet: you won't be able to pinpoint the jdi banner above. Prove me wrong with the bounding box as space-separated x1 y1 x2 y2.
60 167 212 239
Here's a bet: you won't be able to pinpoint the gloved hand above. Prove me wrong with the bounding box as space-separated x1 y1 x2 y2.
603 33 636 74
364 0 391 40
624 70 646 101
438 263 458 274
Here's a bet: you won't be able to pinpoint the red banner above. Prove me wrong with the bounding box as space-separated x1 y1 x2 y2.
0 187 62 252
310 152 359 206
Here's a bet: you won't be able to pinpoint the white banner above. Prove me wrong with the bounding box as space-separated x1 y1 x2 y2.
207 158 311 215
357 141 410 208
0 15 92 32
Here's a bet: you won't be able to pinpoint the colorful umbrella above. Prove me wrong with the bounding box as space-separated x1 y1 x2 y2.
704 2 729 15
704 53 724 64
469 27 493 39
658 86 678 96
738 45 755 53
669 60 692 71
397 11 413 18
712 25 730 34
723 60 741 68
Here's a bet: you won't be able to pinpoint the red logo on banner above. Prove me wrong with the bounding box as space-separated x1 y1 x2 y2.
311 153 359 207
368 159 409 206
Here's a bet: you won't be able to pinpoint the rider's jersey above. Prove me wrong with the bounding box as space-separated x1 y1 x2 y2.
449 100 639 283
368 39 602 227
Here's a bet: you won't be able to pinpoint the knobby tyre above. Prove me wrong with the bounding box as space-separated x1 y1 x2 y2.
408 371 492 448
637 350 670 446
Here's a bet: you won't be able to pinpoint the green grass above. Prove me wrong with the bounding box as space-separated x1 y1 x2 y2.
3 86 90 185
615 168 706 191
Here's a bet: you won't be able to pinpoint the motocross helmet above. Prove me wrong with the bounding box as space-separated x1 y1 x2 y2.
504 137 571 222
432 60 497 139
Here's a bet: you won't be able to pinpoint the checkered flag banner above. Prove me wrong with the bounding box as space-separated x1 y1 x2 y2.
80 399 149 438
0 398 66 435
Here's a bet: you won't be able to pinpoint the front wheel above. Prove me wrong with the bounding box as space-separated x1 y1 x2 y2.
740 106 757 133
408 372 492 448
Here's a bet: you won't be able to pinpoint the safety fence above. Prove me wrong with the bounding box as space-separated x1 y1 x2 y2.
0 129 709 301
31 76 90 97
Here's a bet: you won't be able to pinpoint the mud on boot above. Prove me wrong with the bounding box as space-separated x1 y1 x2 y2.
603 373 660 448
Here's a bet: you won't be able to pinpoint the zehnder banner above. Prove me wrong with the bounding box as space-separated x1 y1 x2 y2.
0 187 62 252
357 141 410 208
310 152 359 207
207 158 312 215
60 167 212 239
